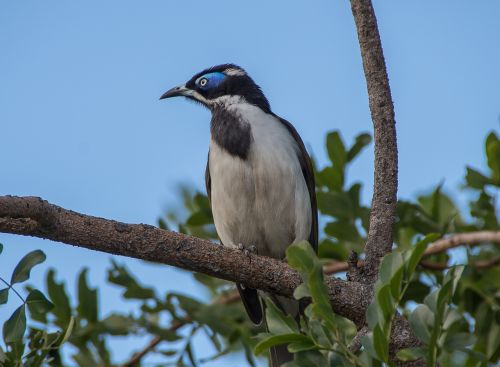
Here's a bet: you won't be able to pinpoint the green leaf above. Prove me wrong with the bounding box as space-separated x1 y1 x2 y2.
158 349 177 357
447 265 464 295
287 241 336 330
0 243 3 255
409 304 434 343
0 345 6 363
316 191 353 220
347 133 371 161
255 334 312 355
401 280 431 304
326 131 347 191
10 250 46 284
485 131 500 183
366 302 382 330
378 251 404 299
286 350 329 367
293 283 310 299
316 167 343 191
397 201 440 234
193 193 210 209
0 288 8 304
107 261 155 300
465 167 493 189
77 269 98 323
317 238 349 260
379 252 404 284
443 332 476 350
287 241 315 275
26 289 54 315
424 290 438 314
287 338 316 353
389 266 404 300
307 319 332 348
373 324 389 362
186 210 213 226
326 131 347 169
264 297 299 334
376 284 395 324
46 269 72 327
405 234 439 278
101 314 134 335
361 332 378 359
462 348 487 363
158 217 169 230
435 266 463 314
418 187 462 229
192 272 227 292
3 305 26 343
174 294 203 318
396 347 426 361
436 279 454 313
324 221 362 243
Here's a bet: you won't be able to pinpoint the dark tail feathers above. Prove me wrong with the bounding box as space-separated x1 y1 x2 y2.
270 344 293 366
236 284 263 325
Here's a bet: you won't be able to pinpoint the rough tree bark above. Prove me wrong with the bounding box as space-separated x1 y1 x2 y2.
349 0 398 283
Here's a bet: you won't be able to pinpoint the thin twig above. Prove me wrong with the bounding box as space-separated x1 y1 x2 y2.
122 320 185 367
122 291 240 367
322 231 500 274
474 256 500 269
348 326 368 352
423 231 500 256
420 255 500 271
0 276 26 303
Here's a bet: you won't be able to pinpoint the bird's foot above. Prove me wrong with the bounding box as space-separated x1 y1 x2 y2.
237 243 257 256
237 244 257 290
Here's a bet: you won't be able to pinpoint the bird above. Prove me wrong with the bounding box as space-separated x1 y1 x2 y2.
160 64 318 366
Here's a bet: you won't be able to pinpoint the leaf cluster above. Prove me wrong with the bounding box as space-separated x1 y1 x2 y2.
1 130 498 366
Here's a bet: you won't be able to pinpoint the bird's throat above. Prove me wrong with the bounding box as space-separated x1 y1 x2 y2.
210 108 252 160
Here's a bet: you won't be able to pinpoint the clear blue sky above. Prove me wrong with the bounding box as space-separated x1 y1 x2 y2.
1 1 499 365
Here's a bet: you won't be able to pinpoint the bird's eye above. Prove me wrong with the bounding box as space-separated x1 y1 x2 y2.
199 78 208 87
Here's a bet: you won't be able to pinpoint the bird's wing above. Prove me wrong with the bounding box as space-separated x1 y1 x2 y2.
273 114 318 252
205 152 211 204
205 152 264 325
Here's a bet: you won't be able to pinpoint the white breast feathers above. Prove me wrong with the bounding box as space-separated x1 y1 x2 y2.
208 102 311 259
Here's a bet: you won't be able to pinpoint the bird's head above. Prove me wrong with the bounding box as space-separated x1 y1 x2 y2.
160 64 270 112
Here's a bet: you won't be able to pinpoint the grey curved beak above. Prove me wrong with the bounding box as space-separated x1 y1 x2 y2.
159 84 193 100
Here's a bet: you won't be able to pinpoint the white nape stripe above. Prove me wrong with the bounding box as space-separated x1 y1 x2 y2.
210 95 244 107
224 68 246 76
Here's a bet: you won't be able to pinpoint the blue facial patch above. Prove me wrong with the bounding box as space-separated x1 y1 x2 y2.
196 72 226 90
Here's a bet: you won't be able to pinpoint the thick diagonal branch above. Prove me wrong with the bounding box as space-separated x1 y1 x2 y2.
0 195 427 365
0 195 369 326
350 0 398 282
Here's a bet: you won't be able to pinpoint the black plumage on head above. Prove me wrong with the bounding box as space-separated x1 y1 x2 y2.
185 64 271 113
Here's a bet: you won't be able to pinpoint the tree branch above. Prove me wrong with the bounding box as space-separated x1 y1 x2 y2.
123 321 184 367
0 195 427 363
420 255 500 271
0 195 368 326
350 0 398 282
423 231 500 256
323 231 500 274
